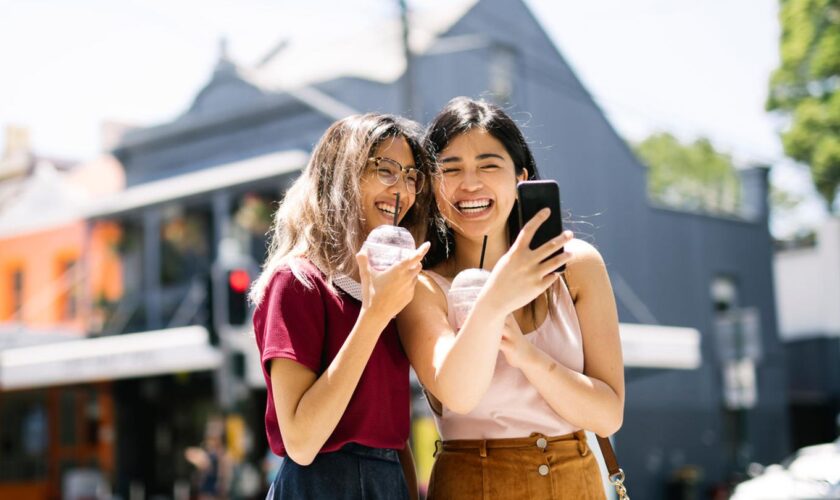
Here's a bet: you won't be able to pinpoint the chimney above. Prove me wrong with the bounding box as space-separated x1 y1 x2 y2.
740 164 771 221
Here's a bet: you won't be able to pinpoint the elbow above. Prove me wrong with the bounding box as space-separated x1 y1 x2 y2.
433 379 480 415
445 399 477 415
284 444 317 466
282 435 319 466
594 412 624 438
437 387 480 415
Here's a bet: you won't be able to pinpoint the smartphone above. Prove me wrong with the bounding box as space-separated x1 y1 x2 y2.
517 180 565 272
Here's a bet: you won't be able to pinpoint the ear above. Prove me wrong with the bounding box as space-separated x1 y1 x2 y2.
517 168 529 182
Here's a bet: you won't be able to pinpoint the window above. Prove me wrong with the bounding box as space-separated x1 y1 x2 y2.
58 258 81 321
0 392 48 480
10 268 23 320
490 46 515 104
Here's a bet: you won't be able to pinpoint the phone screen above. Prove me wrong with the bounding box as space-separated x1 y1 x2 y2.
517 180 565 272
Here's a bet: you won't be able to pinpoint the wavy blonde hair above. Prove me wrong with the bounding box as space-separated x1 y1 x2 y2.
250 113 432 305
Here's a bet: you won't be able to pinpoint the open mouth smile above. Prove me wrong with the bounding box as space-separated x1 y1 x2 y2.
455 198 493 216
375 202 398 217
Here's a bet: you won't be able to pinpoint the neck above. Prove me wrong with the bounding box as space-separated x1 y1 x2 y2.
452 227 509 272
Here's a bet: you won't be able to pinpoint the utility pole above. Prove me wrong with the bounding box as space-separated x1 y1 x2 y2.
398 0 414 118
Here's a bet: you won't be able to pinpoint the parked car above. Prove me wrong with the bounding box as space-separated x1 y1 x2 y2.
731 439 840 499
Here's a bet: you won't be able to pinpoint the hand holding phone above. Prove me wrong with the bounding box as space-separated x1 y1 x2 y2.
517 180 566 272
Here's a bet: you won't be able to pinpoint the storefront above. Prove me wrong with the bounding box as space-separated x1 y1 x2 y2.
0 326 222 499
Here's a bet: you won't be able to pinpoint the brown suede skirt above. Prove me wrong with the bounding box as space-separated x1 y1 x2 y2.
427 430 606 500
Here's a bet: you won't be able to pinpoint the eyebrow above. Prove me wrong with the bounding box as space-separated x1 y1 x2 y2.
439 153 505 163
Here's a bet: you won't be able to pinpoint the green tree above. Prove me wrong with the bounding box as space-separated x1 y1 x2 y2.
767 0 840 207
633 133 742 214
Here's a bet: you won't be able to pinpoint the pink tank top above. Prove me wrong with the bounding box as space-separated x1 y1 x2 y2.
424 270 585 440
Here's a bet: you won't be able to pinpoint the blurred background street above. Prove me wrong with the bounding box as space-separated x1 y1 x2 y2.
1 1 838 498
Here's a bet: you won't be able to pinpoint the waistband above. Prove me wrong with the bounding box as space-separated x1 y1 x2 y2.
436 430 588 458
335 442 401 463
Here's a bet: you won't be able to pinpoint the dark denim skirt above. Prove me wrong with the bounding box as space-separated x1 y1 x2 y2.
267 443 409 500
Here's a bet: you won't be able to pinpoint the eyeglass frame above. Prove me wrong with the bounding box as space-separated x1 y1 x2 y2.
366 156 426 194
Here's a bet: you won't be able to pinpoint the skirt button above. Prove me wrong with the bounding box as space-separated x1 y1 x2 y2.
536 437 548 449
538 464 550 476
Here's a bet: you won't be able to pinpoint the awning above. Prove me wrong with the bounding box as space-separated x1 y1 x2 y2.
620 323 701 369
0 326 222 391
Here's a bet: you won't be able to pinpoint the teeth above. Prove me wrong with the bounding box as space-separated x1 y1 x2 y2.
457 199 491 210
376 202 396 215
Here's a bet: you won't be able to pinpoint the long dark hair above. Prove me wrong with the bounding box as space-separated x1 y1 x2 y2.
423 97 541 269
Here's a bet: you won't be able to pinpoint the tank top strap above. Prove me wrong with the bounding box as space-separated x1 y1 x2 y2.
422 269 452 294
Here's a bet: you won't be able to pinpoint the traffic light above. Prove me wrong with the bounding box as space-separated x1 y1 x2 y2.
226 268 250 326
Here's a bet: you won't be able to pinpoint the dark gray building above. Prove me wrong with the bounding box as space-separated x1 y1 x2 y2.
102 0 789 497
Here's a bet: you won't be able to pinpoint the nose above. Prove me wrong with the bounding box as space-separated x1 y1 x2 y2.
385 180 413 207
460 169 483 192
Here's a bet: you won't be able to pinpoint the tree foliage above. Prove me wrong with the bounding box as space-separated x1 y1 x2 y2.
633 133 742 214
767 0 840 207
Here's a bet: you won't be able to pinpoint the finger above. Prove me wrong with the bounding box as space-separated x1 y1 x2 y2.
538 271 560 291
513 208 550 249
537 250 573 276
396 241 430 270
411 241 431 261
534 231 573 261
356 249 371 283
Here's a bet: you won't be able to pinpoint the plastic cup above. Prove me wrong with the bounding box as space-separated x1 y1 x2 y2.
362 225 416 270
448 268 491 329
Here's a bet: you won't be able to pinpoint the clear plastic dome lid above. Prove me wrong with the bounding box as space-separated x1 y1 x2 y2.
450 268 491 290
365 225 415 249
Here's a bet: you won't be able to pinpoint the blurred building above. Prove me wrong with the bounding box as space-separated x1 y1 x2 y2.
775 217 840 450
0 0 789 498
0 150 124 499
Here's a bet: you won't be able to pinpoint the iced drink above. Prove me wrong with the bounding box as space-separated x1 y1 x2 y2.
448 268 491 329
363 225 416 270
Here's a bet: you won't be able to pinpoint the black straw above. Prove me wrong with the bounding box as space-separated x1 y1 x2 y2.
479 235 488 269
393 193 400 226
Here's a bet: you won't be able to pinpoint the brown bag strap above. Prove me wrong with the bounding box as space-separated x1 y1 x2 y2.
596 435 629 499
596 435 620 476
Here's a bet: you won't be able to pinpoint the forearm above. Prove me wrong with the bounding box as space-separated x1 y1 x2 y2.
398 441 419 500
434 298 507 413
519 345 624 436
284 309 389 462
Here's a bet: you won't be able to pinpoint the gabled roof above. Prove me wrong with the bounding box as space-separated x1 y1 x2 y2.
253 0 479 90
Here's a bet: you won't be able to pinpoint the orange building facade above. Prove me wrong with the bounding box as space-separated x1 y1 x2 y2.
0 219 123 500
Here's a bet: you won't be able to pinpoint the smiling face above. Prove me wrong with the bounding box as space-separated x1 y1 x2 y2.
435 128 527 243
360 136 417 235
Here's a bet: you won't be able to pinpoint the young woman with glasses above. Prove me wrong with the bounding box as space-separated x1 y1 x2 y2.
398 98 624 499
250 114 432 500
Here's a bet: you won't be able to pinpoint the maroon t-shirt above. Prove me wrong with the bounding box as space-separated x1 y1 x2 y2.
253 259 410 457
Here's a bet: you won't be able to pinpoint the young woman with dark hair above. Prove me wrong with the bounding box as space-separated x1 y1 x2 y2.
398 97 624 499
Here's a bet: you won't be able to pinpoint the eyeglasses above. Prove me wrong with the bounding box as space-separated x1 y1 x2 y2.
367 157 426 194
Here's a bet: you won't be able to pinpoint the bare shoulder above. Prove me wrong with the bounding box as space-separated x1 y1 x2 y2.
399 270 448 322
416 271 447 304
566 238 606 270
564 239 609 299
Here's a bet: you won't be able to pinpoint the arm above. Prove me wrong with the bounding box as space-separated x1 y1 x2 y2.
398 210 574 414
398 440 419 500
397 274 506 414
500 239 625 437
270 246 428 465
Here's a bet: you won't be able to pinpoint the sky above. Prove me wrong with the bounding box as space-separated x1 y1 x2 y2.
0 0 828 236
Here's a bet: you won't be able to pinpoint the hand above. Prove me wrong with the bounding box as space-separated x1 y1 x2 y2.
500 314 532 369
484 208 574 314
356 242 431 322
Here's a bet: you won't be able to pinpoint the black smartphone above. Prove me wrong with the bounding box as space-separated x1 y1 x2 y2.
517 180 565 272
